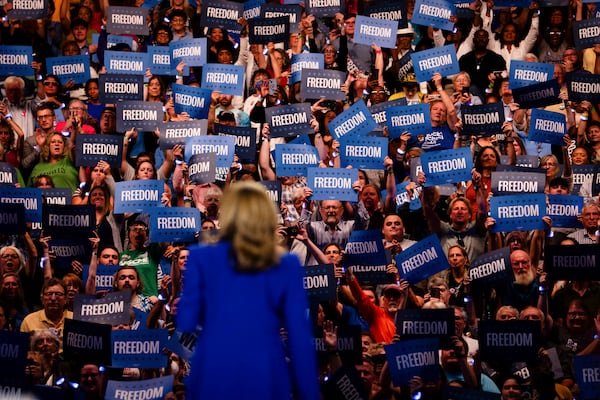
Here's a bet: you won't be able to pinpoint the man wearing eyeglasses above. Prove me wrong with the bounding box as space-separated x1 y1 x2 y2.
21 103 56 175
21 278 73 346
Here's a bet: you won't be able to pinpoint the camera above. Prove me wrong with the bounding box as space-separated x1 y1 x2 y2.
285 226 299 237
429 287 441 298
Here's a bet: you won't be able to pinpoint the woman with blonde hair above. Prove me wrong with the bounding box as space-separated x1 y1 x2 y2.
177 181 319 399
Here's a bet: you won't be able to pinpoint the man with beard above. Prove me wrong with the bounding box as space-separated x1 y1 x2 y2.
306 200 355 251
119 221 164 301
458 29 507 95
501 250 544 312
346 267 409 343
112 266 152 313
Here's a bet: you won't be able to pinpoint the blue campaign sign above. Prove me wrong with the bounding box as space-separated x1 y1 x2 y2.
170 38 208 67
81 263 119 292
261 180 282 209
63 319 112 366
395 234 449 284
105 50 147 75
43 204 94 239
364 0 408 27
172 83 212 120
0 45 33 76
201 64 245 96
397 51 414 81
412 45 460 82
453 1 475 19
76 134 123 168
99 74 145 102
116 101 164 132
0 330 28 387
166 329 201 362
106 6 149 35
274 144 320 177
329 100 377 140
490 194 547 232
248 16 290 43
573 19 600 51
512 79 561 109
200 0 243 31
243 0 264 20
304 264 336 301
369 98 408 128
260 4 302 33
213 123 256 163
547 194 583 229
106 34 134 49
529 109 566 146
343 230 390 285
148 46 180 76
266 103 314 138
114 180 164 214
46 55 90 85
509 60 554 89
575 354 600 400
394 181 423 212
545 245 600 281
300 68 347 100
421 147 473 186
386 103 431 138
132 307 149 331
469 247 512 286
149 207 201 243
478 320 541 362
159 120 209 150
48 238 90 272
185 135 235 167
461 102 505 137
572 164 599 195
396 308 455 341
307 167 359 202
384 338 440 386
305 0 344 17
491 171 546 195
291 53 324 85
0 203 25 236
339 136 387 169
111 329 168 368
0 187 42 222
105 375 174 400
412 0 456 31
188 153 217 184
73 290 132 325
566 73 600 104
6 0 46 19
354 15 398 49
0 162 18 186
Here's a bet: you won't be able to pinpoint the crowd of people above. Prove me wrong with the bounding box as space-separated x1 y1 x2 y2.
1 0 600 398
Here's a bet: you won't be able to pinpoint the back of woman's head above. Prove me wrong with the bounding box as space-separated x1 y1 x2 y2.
217 182 281 271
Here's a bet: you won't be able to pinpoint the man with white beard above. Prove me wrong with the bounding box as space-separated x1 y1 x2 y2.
501 250 544 312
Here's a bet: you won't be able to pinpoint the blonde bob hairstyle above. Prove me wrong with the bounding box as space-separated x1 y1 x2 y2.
215 181 282 271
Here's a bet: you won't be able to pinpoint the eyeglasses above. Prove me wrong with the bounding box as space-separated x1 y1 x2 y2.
1 253 18 259
508 237 523 244
130 227 148 233
43 291 65 297
371 90 386 94
43 81 59 87
37 114 54 120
